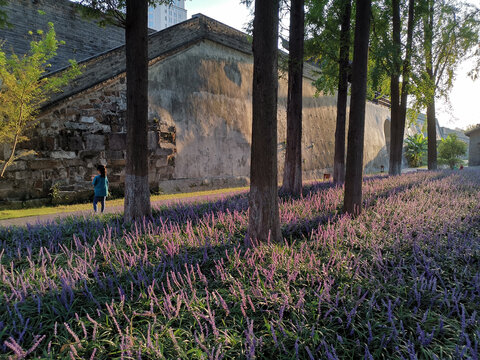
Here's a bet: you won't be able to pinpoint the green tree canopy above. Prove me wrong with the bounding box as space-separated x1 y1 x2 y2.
438 134 467 169
305 0 392 100
0 22 81 176
411 1 480 111
305 0 344 96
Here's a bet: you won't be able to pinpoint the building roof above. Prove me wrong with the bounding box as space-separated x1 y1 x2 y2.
465 124 480 137
44 14 319 109
1 0 125 72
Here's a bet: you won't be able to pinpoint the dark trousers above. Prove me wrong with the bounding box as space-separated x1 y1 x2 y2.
93 196 106 213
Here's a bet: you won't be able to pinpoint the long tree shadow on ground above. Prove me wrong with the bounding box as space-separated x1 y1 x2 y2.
0 170 476 358
0 171 449 262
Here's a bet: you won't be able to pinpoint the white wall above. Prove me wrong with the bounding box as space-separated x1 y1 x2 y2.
148 2 187 31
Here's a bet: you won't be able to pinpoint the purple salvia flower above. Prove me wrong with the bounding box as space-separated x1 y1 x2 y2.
214 291 229 316
105 303 123 336
146 322 152 348
69 344 79 357
194 331 209 353
305 346 315 360
4 337 26 358
416 324 426 345
270 322 278 347
245 318 256 360
64 322 81 345
364 345 374 360
92 322 98 341
407 340 417 360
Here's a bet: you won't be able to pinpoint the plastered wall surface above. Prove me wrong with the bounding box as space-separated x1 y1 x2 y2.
148 39 390 192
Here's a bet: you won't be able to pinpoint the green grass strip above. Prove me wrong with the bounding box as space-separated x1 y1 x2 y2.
0 186 248 220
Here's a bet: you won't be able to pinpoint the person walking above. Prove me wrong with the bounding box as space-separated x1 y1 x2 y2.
92 164 109 213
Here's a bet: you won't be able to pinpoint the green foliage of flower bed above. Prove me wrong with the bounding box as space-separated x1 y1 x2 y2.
0 170 479 359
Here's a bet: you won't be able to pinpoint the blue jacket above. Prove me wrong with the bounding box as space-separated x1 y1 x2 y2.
92 175 109 197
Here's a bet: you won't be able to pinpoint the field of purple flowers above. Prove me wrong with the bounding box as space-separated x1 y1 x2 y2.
0 169 479 359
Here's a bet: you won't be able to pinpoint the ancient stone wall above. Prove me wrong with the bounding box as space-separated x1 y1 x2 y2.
0 0 125 72
0 28 391 207
0 76 176 207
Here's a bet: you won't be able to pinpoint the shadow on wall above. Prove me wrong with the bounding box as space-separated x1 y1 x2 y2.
384 117 391 156
363 116 390 173
364 145 389 173
148 53 253 194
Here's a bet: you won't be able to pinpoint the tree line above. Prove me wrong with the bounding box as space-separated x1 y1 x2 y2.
1 0 479 241
250 0 479 241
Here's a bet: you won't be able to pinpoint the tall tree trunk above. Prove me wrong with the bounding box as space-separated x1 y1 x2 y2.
248 0 281 243
388 0 401 176
398 0 415 167
343 0 371 215
333 0 352 184
282 0 305 196
124 0 151 221
426 96 437 169
424 0 437 170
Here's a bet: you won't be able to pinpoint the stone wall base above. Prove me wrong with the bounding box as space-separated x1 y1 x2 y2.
157 176 250 194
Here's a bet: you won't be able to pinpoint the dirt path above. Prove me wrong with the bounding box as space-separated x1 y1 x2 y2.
0 190 247 228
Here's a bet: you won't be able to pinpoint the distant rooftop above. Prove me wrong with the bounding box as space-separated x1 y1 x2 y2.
465 124 480 136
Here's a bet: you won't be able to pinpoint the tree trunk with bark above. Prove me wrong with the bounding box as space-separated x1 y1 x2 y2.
343 0 371 215
398 0 415 167
282 0 305 196
424 0 437 170
124 0 151 221
426 98 437 169
248 0 281 244
333 0 352 184
389 0 415 176
388 0 401 176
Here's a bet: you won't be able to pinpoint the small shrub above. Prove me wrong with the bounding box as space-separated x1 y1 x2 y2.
48 182 61 205
438 134 467 169
404 133 428 167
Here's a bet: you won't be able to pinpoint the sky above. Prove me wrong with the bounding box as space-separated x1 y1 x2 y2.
184 0 480 131
185 0 252 33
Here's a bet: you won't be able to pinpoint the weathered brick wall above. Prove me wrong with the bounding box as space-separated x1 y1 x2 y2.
0 75 176 207
0 0 125 72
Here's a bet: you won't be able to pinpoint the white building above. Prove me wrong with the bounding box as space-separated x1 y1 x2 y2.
148 0 187 31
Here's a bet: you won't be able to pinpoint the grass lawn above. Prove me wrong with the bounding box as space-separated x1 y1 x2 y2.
0 169 478 359
0 187 249 221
